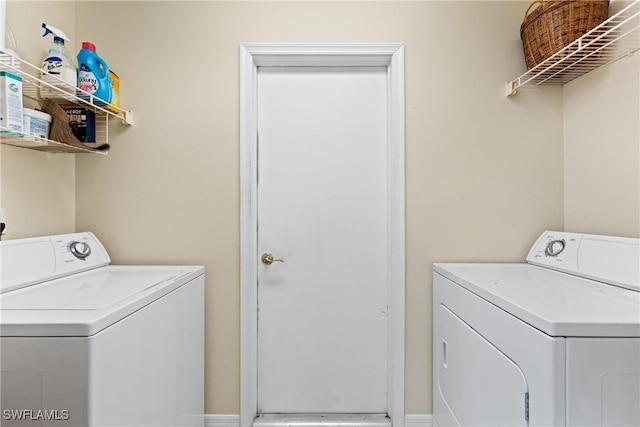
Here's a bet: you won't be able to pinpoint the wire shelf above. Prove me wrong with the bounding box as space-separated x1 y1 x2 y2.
0 128 108 154
506 0 640 96
0 48 132 154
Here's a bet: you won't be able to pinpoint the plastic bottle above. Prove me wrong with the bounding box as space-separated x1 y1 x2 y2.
40 23 76 94
77 41 111 105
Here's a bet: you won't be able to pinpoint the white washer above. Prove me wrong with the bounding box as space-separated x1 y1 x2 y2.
0 232 204 426
433 230 640 427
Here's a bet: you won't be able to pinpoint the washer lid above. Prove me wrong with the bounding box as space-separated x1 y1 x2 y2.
434 263 640 337
0 265 204 337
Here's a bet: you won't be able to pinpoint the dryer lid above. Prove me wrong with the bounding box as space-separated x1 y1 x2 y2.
434 263 640 337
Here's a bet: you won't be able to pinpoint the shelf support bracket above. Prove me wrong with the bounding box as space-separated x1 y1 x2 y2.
121 110 134 126
505 80 518 97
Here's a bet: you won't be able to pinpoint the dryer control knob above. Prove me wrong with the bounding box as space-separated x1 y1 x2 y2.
545 239 565 257
69 241 92 260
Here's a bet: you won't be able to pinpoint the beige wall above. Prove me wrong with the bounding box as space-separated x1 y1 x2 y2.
563 53 640 238
3 0 569 415
71 1 564 414
562 0 639 238
1 1 76 239
5 0 637 416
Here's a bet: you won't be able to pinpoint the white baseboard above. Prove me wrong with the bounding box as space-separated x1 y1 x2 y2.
204 414 433 427
404 414 433 427
205 414 240 427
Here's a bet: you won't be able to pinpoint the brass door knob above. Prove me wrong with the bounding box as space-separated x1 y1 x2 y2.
261 253 284 265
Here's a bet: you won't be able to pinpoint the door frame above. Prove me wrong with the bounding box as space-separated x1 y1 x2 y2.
239 43 405 427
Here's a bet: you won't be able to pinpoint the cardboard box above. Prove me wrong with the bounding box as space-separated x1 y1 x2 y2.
62 107 95 143
0 71 24 134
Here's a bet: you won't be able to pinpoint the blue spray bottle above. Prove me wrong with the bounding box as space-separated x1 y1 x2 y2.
77 41 111 105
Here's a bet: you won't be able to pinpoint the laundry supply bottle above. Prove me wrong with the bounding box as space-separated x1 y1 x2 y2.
76 41 111 105
40 23 77 95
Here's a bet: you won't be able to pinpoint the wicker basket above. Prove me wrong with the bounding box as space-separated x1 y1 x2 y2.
521 0 609 69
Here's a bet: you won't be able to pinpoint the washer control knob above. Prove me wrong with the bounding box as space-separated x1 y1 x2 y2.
69 241 92 260
545 239 565 257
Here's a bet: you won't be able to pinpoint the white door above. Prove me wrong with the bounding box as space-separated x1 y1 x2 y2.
256 66 389 414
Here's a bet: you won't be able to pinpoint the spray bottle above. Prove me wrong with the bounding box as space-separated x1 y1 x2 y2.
40 23 77 94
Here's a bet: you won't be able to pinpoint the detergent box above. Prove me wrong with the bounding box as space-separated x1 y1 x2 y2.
0 71 24 134
62 107 95 143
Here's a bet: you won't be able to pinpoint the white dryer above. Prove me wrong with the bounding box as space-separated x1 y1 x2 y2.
0 232 204 426
433 230 640 427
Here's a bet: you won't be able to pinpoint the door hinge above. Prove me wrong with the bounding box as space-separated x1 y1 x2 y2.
525 391 530 424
